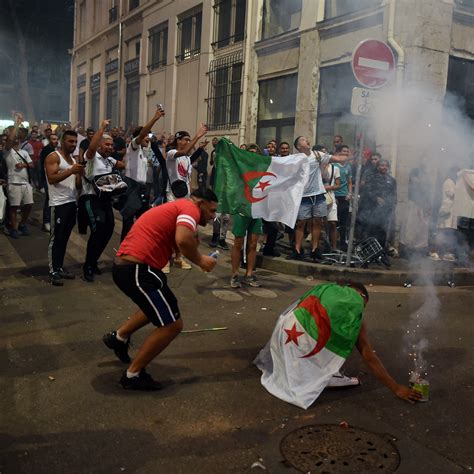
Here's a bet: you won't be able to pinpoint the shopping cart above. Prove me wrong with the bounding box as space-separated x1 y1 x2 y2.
321 237 391 268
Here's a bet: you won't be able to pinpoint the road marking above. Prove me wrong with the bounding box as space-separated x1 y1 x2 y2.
211 290 243 301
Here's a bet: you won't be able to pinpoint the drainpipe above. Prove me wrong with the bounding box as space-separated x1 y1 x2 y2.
117 0 123 127
387 0 404 178
238 0 253 146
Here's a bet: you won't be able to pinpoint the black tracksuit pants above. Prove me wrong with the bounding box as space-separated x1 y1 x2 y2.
83 195 115 268
48 201 77 273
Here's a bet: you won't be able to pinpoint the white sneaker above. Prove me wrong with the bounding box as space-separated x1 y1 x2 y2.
327 371 360 388
442 253 456 262
162 262 170 274
428 252 441 261
42 223 51 232
174 257 192 269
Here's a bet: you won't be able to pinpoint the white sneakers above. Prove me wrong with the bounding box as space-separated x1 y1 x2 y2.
327 371 360 388
428 252 441 261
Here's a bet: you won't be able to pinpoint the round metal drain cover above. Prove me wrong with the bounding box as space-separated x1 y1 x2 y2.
280 424 400 473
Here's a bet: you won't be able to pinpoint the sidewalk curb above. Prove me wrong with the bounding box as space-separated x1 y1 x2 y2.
258 256 474 286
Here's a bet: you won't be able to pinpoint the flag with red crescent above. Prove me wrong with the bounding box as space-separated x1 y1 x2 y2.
254 283 364 409
214 138 309 228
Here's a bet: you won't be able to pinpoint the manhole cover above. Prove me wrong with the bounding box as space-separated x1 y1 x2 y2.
280 424 400 473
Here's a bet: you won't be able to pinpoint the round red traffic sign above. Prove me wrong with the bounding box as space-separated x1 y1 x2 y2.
351 39 395 89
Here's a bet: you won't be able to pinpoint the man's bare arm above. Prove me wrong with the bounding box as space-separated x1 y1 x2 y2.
135 108 165 146
356 322 422 403
45 152 84 185
175 225 216 272
174 124 208 158
85 119 110 161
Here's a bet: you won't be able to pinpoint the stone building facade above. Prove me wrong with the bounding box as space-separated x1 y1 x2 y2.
71 0 474 228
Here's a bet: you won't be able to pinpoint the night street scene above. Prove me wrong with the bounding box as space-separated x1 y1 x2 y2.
1 0 473 473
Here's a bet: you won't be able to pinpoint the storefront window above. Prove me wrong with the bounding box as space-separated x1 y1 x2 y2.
325 0 382 19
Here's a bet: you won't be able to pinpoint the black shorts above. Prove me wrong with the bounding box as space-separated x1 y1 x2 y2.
113 263 180 327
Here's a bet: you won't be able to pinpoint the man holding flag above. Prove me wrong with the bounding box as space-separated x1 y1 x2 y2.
254 281 422 409
214 138 310 287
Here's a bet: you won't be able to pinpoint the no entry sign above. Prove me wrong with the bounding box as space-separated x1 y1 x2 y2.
351 39 395 89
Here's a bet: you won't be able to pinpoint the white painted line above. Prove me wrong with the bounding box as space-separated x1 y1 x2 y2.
358 57 390 71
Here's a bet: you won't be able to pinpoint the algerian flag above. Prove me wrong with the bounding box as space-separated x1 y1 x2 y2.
254 283 364 409
214 138 309 228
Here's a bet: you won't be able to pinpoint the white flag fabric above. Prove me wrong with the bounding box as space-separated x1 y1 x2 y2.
254 283 364 409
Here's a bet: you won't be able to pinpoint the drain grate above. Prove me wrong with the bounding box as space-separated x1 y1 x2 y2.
280 424 400 473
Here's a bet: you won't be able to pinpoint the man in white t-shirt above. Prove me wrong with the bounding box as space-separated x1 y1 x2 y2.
287 136 349 261
4 118 34 239
120 106 165 240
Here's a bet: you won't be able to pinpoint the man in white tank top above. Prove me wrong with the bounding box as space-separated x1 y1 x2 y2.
44 130 84 286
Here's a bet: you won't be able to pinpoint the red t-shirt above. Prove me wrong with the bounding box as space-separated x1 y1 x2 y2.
117 199 201 269
29 139 43 163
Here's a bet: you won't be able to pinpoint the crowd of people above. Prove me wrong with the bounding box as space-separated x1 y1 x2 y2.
1 111 472 291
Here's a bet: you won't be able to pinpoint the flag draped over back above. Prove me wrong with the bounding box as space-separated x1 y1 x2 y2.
214 138 309 228
254 283 364 409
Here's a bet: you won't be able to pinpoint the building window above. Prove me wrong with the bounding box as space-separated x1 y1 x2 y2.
129 0 139 11
317 63 359 150
325 0 382 19
177 7 202 62
262 0 302 40
78 92 86 126
257 74 297 147
148 23 168 70
126 78 140 128
90 90 100 129
109 5 117 23
106 82 119 126
213 0 246 49
446 57 474 121
207 52 243 130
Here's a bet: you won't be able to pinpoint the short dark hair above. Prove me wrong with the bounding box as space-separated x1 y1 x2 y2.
86 127 94 133
343 281 369 302
371 152 381 159
335 144 349 153
312 144 325 152
62 130 78 140
279 141 290 148
293 136 303 150
191 188 218 202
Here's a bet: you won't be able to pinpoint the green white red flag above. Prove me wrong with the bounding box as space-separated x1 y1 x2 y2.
254 283 364 409
214 138 309 228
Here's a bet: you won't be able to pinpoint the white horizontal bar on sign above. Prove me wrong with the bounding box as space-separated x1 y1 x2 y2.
358 57 390 71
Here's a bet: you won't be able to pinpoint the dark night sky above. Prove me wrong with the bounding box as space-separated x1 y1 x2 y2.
0 0 75 121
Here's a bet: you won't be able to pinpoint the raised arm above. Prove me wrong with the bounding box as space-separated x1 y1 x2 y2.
175 124 208 158
356 322 422 403
135 107 165 146
5 115 22 151
85 119 110 161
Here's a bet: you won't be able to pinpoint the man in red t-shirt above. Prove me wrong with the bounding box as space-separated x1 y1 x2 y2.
103 188 218 390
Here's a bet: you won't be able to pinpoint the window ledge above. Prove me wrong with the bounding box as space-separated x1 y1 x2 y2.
316 5 384 38
254 29 301 57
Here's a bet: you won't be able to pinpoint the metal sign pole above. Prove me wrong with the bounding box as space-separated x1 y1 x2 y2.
345 123 365 267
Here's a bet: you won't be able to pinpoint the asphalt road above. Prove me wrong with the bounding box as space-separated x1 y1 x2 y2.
1 214 473 473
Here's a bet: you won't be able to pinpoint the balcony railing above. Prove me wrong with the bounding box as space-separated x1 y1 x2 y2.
124 57 139 76
90 72 101 89
105 59 119 75
77 73 86 88
109 6 117 23
129 0 139 11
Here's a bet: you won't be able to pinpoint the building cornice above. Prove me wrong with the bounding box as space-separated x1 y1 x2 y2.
316 6 384 39
254 29 301 57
